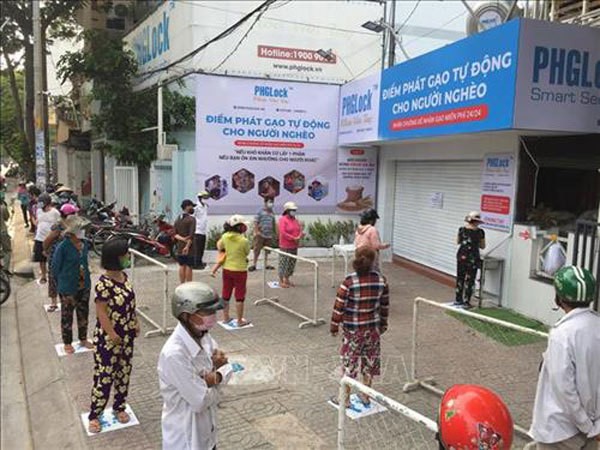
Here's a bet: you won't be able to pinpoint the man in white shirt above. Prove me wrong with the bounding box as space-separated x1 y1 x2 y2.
529 266 600 449
193 191 210 270
158 282 232 450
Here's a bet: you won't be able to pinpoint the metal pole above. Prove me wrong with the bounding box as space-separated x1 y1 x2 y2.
33 0 46 187
380 0 388 70
263 248 267 298
410 298 418 380
387 0 396 67
313 261 319 324
163 268 168 332
337 381 348 450
157 83 164 146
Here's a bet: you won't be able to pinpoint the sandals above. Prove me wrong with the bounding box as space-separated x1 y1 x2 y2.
357 393 371 407
114 410 130 424
265 265 275 270
329 395 351 409
39 278 47 284
88 419 102 433
64 344 75 354
237 318 251 327
80 340 94 349
47 304 59 312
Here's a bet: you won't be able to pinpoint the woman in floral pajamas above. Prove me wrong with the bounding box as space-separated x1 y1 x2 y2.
331 246 389 407
88 238 140 433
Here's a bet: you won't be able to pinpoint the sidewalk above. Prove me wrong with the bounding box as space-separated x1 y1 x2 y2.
6 220 537 448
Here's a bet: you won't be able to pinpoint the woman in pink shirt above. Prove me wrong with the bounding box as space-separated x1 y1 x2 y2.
278 202 303 288
354 209 390 273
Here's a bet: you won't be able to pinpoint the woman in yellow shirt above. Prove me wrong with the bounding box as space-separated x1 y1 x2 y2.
217 215 251 327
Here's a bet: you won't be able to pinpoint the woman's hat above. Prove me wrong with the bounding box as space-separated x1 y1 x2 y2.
465 211 484 223
64 215 91 234
55 186 73 194
226 214 249 227
283 201 298 212
197 190 210 198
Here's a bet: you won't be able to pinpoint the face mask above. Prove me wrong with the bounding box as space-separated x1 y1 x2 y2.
75 230 86 239
119 255 131 270
192 313 217 331
266 202 274 209
289 211 296 217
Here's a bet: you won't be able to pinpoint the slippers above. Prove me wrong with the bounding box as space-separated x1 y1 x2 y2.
88 419 102 433
237 319 252 327
265 265 275 270
223 318 235 326
47 304 59 312
39 278 47 284
114 410 130 424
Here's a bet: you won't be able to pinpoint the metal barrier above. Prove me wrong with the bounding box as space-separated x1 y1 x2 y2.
129 248 173 337
403 296 549 438
331 243 355 287
337 376 438 450
254 246 325 329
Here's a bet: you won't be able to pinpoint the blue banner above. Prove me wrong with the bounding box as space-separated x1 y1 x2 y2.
378 19 521 141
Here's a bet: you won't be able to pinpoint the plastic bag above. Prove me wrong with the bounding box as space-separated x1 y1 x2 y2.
544 242 566 276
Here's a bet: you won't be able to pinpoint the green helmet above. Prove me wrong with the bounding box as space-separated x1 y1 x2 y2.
554 266 596 304
171 282 224 319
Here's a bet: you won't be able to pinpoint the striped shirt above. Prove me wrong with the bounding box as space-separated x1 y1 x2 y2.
331 272 389 332
254 208 275 238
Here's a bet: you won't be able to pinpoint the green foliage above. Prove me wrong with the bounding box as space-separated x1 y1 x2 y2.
0 70 31 170
206 225 224 250
307 219 357 247
57 30 196 167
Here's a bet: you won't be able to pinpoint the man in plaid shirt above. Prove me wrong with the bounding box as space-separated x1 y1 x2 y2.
331 247 389 407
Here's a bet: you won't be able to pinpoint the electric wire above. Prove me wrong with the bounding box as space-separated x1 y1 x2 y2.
403 10 467 47
396 0 422 33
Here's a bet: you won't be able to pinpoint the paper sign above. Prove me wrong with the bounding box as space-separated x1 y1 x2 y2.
328 393 388 420
80 404 139 436
480 153 516 232
429 192 444 209
218 320 255 331
55 342 94 357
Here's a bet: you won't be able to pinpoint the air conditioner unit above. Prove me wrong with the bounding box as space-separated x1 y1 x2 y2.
157 144 178 160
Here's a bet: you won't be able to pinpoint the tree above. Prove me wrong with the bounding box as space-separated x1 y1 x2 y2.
58 29 195 167
0 0 85 177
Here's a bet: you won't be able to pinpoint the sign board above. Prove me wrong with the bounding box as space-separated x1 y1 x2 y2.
35 130 46 187
480 153 516 232
125 1 383 90
336 147 378 214
513 19 600 133
338 73 381 145
195 74 339 214
378 19 520 141
429 192 444 209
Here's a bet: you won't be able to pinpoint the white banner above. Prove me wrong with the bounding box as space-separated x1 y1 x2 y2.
338 73 381 145
514 19 600 133
195 75 340 214
480 153 516 232
336 147 378 214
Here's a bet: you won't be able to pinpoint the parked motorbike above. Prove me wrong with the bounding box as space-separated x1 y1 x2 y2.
93 228 172 259
154 215 176 259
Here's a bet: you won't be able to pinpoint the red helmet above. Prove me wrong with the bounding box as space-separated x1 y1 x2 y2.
438 384 513 450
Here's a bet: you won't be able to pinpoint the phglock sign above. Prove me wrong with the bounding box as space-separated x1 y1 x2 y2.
480 153 516 232
338 73 380 145
195 75 339 214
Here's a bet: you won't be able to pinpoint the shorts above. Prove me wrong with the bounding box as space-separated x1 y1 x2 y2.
177 255 193 267
33 240 47 263
222 269 248 302
253 235 272 253
340 328 381 379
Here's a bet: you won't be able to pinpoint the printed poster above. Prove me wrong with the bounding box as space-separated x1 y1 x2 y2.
195 74 340 214
480 153 516 232
336 147 377 213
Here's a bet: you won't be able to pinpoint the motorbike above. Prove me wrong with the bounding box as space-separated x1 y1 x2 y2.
93 228 173 259
154 215 176 259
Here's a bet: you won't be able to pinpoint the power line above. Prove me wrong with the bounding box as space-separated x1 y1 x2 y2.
403 11 466 46
138 0 277 81
396 0 422 33
349 57 381 82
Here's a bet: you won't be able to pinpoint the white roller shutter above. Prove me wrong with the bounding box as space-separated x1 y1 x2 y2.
393 160 482 274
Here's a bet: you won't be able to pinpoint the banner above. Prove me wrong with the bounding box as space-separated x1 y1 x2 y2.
514 19 600 133
336 147 377 214
195 75 339 214
480 153 516 232
338 73 381 145
378 19 519 141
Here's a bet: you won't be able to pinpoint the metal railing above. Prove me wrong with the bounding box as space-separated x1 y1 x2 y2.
331 243 355 288
572 220 600 311
403 297 548 438
129 248 173 337
337 376 438 450
254 246 325 329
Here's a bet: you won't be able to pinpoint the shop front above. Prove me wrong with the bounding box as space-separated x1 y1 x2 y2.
339 18 599 324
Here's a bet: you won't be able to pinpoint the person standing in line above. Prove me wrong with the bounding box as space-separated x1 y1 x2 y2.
16 183 30 228
0 189 11 270
193 191 210 270
354 208 390 273
278 202 303 288
330 247 389 407
248 196 276 272
454 211 486 308
52 215 93 354
87 238 140 433
174 199 196 284
158 282 232 450
217 215 251 326
528 266 600 450
33 193 61 284
27 185 40 234
43 203 80 312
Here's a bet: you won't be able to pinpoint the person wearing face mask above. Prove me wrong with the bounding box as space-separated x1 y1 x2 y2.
52 215 93 354
158 282 232 450
87 238 140 433
174 199 197 284
248 196 276 272
193 191 211 270
278 202 303 288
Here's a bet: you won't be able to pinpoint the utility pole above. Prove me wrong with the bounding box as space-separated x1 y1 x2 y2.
33 0 47 187
387 0 397 68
